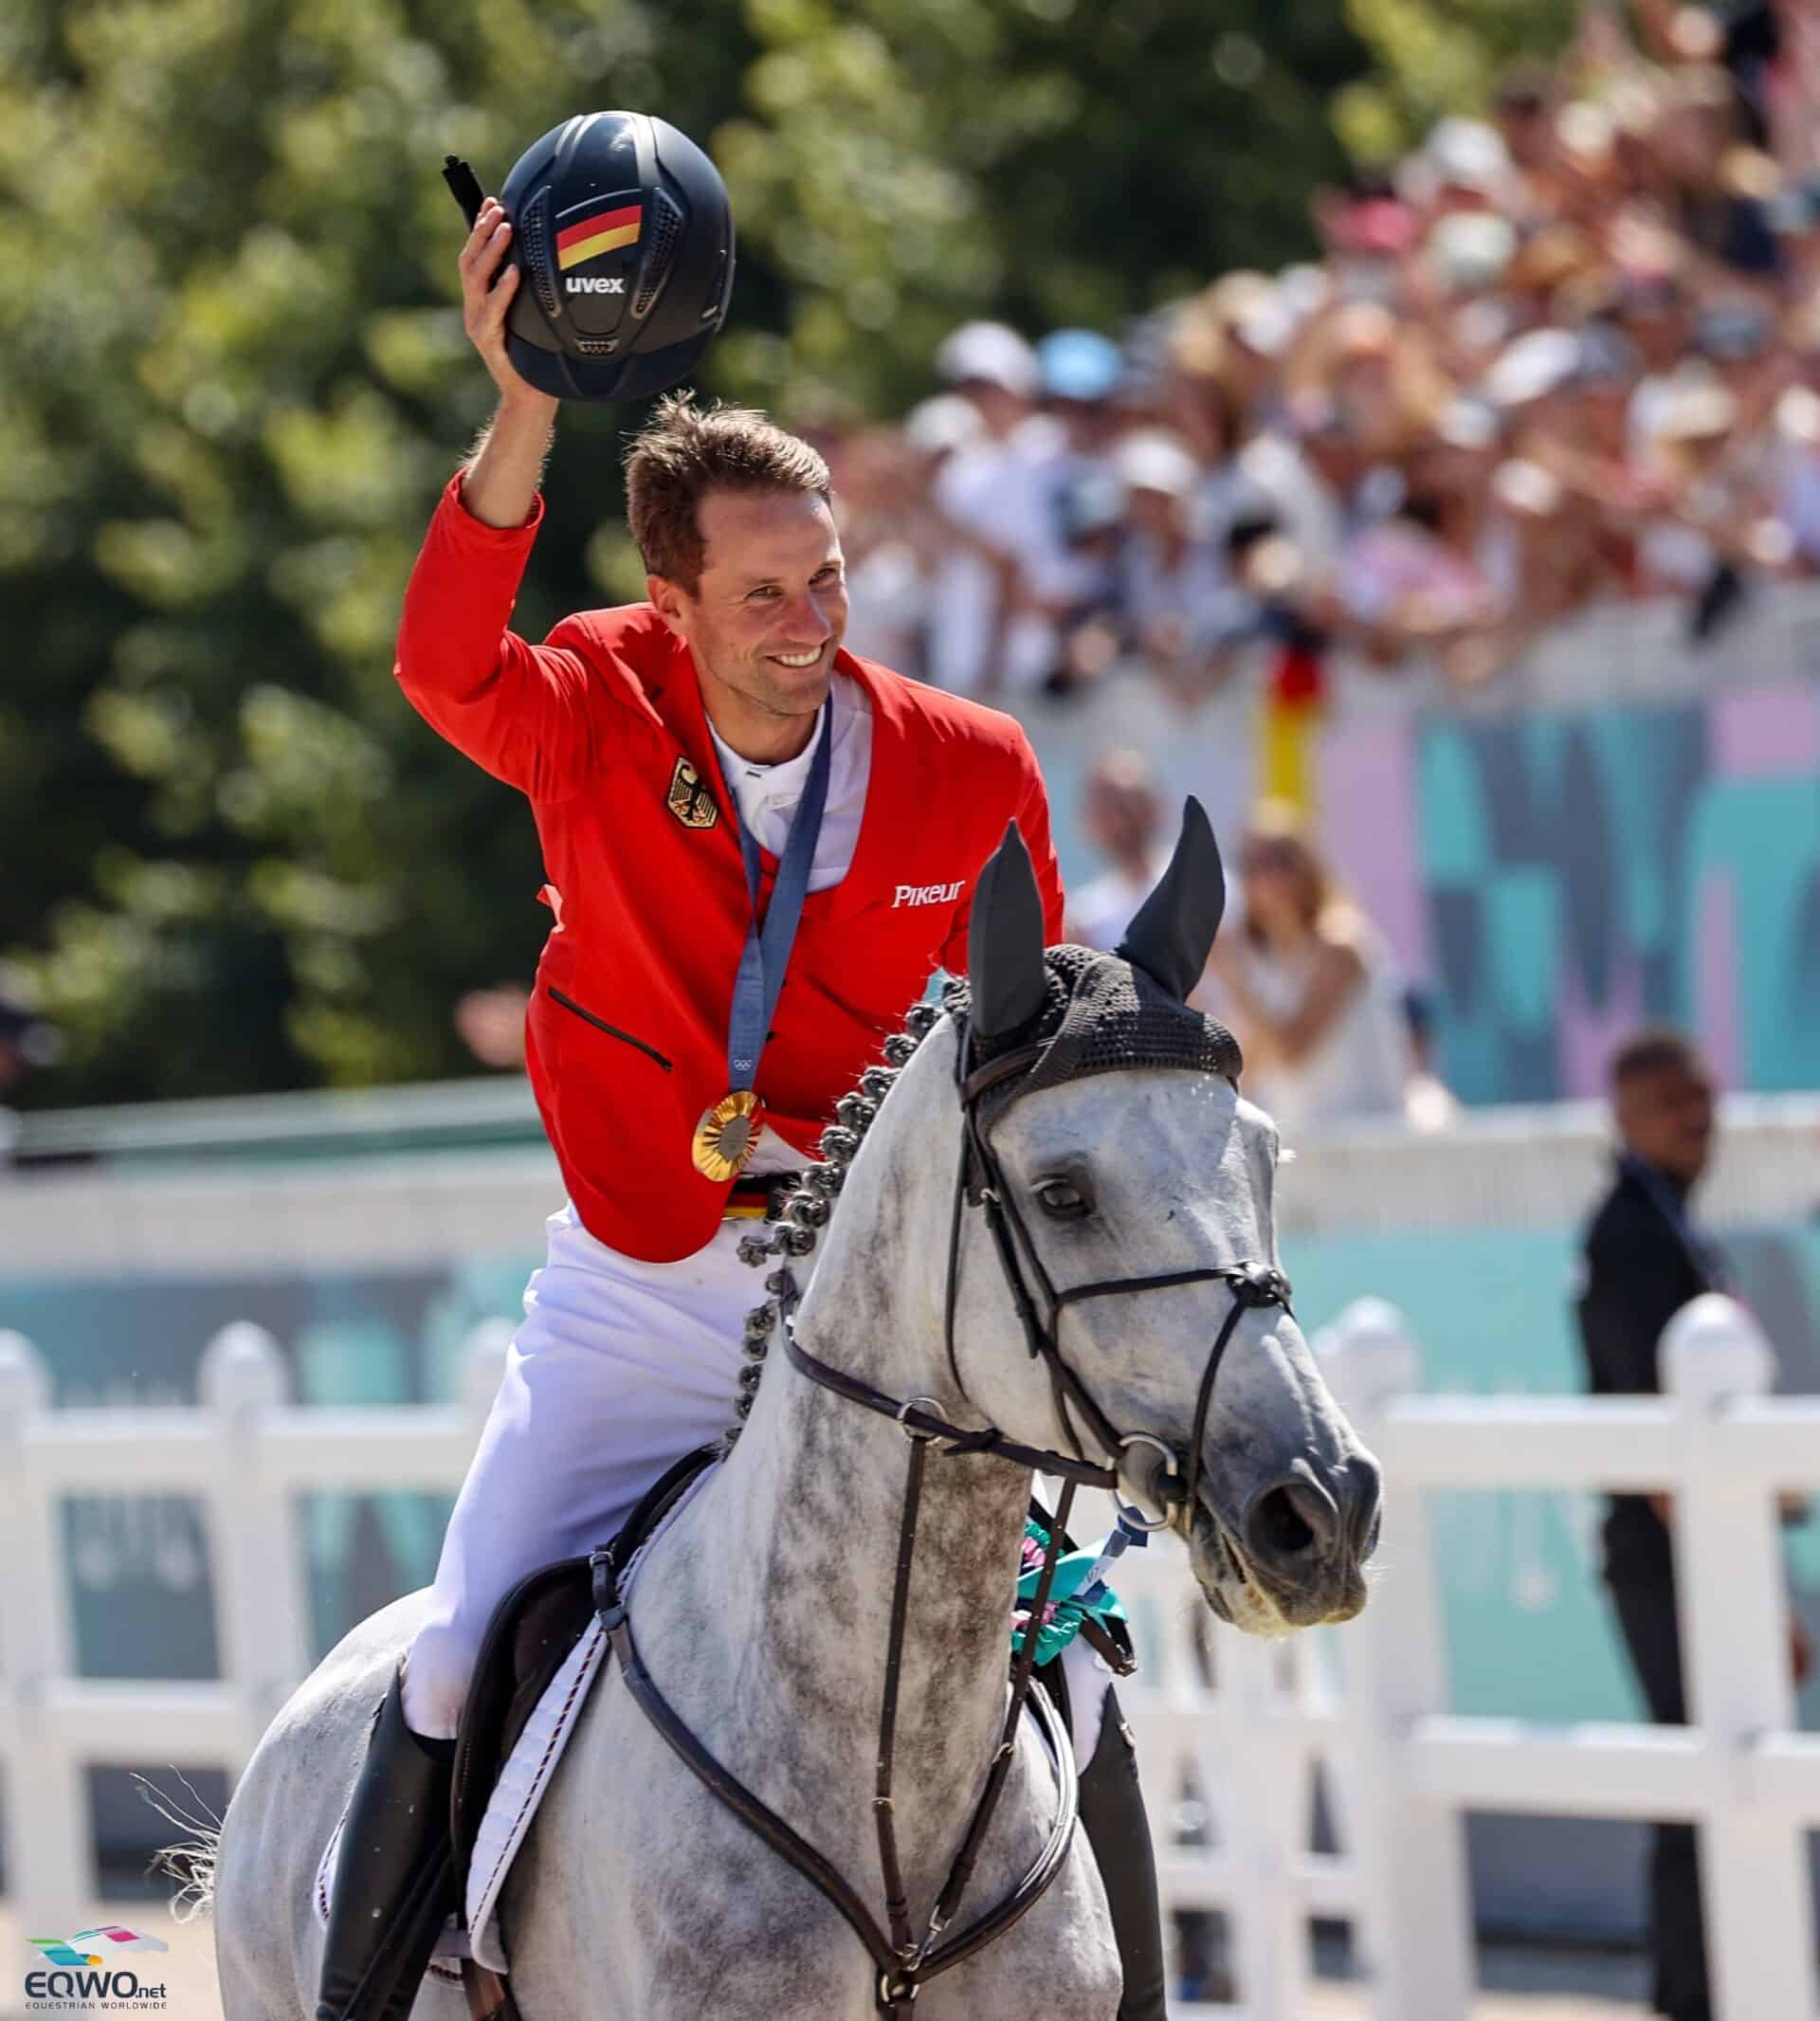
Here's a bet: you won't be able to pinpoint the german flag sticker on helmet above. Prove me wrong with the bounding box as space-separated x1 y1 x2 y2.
557 194 643 270
485 110 736 404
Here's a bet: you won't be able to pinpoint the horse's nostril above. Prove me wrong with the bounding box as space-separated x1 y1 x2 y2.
1244 1478 1336 1563
1257 1489 1313 1556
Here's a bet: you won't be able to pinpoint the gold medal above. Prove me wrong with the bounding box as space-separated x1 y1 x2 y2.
693 1089 761 1180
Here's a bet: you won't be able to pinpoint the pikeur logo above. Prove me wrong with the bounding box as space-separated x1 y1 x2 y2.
565 275 626 295
893 881 964 909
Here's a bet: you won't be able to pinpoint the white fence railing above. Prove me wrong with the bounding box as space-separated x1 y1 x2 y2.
2 1296 1817 2018
0 1316 512 1945
1115 1291 1820 2020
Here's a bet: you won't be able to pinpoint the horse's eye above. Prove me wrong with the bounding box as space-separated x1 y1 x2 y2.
1035 1178 1091 1219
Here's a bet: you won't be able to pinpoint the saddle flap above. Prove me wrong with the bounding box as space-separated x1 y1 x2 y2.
448 1443 726 1893
450 1558 595 1884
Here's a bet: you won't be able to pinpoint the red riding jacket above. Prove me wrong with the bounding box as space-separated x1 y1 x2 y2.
395 475 1065 1261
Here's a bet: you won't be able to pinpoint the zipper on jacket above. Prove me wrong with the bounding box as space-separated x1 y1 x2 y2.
545 986 673 1072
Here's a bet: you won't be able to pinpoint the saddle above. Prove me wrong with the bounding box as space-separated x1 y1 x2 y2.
446 1445 722 2020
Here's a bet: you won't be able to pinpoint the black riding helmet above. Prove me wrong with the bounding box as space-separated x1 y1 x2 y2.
491 111 735 402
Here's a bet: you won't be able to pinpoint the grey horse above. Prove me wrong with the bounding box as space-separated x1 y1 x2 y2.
204 806 1380 2020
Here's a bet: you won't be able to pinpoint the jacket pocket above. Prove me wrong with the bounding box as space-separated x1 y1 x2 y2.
545 986 673 1072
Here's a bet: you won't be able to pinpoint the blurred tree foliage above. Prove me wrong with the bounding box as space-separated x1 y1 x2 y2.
5 0 1367 1105
1338 0 1582 159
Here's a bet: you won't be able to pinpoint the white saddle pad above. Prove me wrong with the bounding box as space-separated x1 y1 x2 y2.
315 1460 717 1976
462 1610 610 1968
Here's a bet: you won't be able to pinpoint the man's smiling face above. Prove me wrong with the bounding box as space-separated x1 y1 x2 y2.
651 487 848 740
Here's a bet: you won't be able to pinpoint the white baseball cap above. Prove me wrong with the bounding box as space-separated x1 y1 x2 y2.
1483 328 1581 409
935 319 1040 398
903 393 987 456
1117 430 1201 499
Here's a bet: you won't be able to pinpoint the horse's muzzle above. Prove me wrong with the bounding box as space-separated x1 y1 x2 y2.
1228 1447 1382 1627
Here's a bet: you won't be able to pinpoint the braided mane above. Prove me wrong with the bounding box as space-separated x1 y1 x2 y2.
725 991 944 1445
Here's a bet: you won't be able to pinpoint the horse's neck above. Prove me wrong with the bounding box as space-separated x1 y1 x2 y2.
694 1298 1032 1890
645 1030 1044 1895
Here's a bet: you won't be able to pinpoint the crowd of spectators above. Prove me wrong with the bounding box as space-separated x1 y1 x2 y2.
825 0 1820 700
1064 750 1453 1136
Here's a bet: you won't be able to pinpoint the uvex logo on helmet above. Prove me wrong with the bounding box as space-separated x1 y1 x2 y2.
565 275 626 294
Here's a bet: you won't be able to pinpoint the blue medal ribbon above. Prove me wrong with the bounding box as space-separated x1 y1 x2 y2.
717 705 833 1092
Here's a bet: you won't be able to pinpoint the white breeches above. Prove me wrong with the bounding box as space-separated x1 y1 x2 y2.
403 1203 756 1739
402 1199 1115 1765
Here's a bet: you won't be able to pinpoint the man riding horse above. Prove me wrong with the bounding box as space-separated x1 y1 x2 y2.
314 163 1169 2021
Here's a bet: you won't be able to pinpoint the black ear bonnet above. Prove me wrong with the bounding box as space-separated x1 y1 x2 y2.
952 797 1242 1126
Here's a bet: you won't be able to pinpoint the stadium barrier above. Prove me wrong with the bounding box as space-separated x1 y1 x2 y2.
2 1296 1817 2018
6 1091 1818 1280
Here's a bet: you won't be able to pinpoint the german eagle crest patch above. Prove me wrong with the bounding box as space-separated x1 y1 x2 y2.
666 756 720 830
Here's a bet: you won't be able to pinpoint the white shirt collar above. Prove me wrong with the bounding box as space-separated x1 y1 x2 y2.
705 702 826 796
704 674 855 823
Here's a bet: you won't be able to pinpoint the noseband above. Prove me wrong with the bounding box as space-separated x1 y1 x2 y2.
601 1016 1291 2017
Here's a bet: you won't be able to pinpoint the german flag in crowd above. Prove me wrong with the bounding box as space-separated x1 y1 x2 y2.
1259 637 1327 814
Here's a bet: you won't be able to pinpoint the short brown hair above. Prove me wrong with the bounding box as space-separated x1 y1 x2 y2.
624 392 831 593
1610 1027 1701 1089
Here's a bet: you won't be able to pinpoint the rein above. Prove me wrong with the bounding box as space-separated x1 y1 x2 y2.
594 1015 1291 2015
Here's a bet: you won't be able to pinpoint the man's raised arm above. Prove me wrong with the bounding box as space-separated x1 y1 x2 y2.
459 399 556 530
393 198 602 802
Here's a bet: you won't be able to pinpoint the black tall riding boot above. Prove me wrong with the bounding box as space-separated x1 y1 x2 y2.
316 1661 460 2021
1076 1685 1169 2021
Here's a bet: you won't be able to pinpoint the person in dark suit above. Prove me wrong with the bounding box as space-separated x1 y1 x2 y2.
1575 1028 1809 2021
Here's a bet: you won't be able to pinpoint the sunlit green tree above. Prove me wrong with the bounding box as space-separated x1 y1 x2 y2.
4 0 1367 1103
1337 0 1581 158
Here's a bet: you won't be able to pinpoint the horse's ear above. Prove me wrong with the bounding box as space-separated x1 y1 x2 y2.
968 820 1048 1040
1116 795 1226 1002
